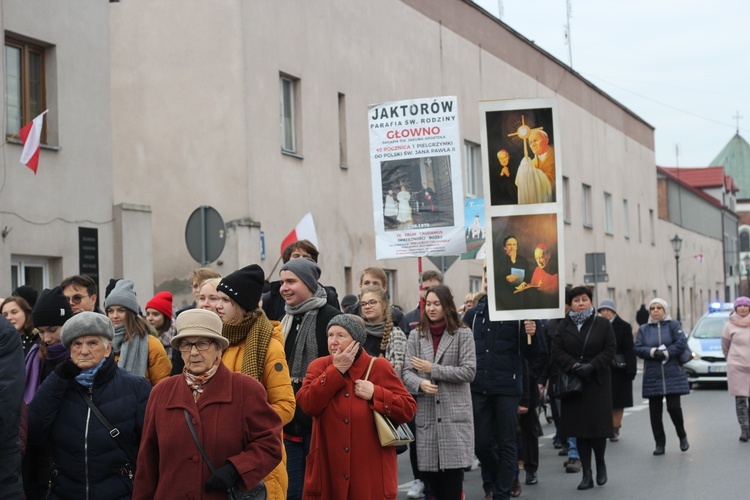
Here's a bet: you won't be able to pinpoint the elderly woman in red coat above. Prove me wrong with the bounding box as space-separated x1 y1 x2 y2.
297 314 416 499
133 309 283 499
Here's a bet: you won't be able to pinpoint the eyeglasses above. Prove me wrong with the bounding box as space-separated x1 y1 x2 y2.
177 340 213 352
360 300 379 309
649 306 664 311
68 294 89 305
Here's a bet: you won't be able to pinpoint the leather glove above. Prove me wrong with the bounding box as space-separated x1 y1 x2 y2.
54 360 82 380
205 463 241 492
653 349 666 361
574 363 595 380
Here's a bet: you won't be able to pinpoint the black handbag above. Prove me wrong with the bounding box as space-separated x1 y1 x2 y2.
611 353 628 370
557 318 594 400
184 410 267 500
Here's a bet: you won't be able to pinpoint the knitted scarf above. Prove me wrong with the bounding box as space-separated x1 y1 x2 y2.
113 324 149 377
74 357 106 388
364 321 385 338
569 306 594 327
23 342 69 404
184 359 220 402
729 311 750 328
221 312 274 380
282 287 327 383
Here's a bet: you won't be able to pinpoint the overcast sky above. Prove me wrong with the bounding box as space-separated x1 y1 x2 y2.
471 0 750 167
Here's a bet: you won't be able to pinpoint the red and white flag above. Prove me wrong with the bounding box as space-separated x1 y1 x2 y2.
280 212 318 254
19 110 48 174
693 254 704 263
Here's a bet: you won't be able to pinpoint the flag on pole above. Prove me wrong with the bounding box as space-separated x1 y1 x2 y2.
280 212 318 254
19 110 48 174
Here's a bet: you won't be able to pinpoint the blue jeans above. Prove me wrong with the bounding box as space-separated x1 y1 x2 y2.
284 435 311 500
473 393 519 500
567 437 579 460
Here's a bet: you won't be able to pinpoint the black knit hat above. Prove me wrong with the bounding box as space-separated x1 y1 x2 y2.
12 285 38 308
32 287 73 328
218 264 265 313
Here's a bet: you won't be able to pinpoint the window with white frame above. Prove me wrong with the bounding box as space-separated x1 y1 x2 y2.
464 141 482 197
384 269 396 304
604 192 614 235
582 184 593 228
623 199 630 239
11 256 49 292
280 75 299 153
469 275 483 293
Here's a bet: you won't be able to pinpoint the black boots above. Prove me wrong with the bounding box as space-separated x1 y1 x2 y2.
741 426 749 442
653 444 665 455
577 470 594 490
680 436 690 452
596 464 608 486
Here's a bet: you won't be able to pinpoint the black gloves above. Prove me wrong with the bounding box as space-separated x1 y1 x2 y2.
54 360 82 380
205 463 241 492
574 363 595 380
653 349 666 361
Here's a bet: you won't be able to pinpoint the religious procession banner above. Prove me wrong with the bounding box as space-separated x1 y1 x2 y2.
461 198 486 260
479 97 566 321
368 96 466 259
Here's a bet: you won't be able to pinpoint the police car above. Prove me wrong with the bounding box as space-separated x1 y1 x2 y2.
682 302 730 387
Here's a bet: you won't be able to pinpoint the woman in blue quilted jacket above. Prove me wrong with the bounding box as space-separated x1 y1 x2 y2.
634 298 690 456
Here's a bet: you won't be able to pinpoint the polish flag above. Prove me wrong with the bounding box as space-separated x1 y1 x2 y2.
280 212 318 254
19 110 48 174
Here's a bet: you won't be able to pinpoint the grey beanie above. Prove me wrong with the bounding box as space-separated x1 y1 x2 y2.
597 299 616 314
280 258 321 293
327 314 367 345
104 279 139 314
60 311 115 349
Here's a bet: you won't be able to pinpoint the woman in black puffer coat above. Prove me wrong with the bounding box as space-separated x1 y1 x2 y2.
634 298 690 456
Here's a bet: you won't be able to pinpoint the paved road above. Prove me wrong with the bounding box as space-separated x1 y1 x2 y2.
396 373 747 499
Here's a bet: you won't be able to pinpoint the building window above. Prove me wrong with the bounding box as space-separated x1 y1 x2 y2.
464 141 482 197
5 37 46 140
280 75 299 154
338 92 348 168
649 209 655 245
11 256 49 291
384 269 396 304
741 230 750 252
469 275 483 293
582 184 593 228
563 176 571 223
623 199 630 239
604 192 614 235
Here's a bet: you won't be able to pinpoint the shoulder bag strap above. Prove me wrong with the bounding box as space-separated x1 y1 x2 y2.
580 318 595 360
184 409 216 474
363 357 376 381
76 388 137 464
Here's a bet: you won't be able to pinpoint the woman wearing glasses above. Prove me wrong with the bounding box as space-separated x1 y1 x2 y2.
133 309 283 499
215 264 295 500
634 298 690 456
357 285 408 379
104 280 172 386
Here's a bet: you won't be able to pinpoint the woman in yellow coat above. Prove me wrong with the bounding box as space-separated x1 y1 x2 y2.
217 264 296 500
104 279 171 386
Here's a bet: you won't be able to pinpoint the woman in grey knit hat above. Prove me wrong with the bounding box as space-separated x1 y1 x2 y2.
105 279 172 386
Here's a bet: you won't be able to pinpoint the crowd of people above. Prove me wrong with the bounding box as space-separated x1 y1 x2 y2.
2 239 750 500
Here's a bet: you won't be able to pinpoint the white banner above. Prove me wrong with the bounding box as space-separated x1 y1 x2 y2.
479 97 565 321
368 96 466 259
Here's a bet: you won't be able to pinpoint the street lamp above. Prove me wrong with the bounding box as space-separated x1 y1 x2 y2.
671 234 683 322
744 254 750 296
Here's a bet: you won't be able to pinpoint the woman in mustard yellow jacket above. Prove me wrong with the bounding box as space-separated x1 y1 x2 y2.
217 265 295 500
104 279 171 386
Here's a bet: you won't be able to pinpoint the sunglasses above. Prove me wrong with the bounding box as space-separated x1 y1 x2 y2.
68 294 89 305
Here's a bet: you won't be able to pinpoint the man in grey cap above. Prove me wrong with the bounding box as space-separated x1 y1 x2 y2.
28 312 151 499
278 257 341 500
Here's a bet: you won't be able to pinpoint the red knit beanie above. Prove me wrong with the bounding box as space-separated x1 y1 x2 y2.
146 291 173 319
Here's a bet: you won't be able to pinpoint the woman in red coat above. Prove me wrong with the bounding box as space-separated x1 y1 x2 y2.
297 314 416 499
133 309 283 499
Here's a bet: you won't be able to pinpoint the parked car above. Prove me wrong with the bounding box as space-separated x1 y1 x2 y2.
683 302 731 387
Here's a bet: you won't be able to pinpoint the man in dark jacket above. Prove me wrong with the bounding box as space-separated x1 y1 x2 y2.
277 257 341 500
463 294 541 500
0 316 25 499
28 312 151 499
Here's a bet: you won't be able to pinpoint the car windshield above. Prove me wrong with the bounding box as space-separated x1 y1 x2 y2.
691 316 727 339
